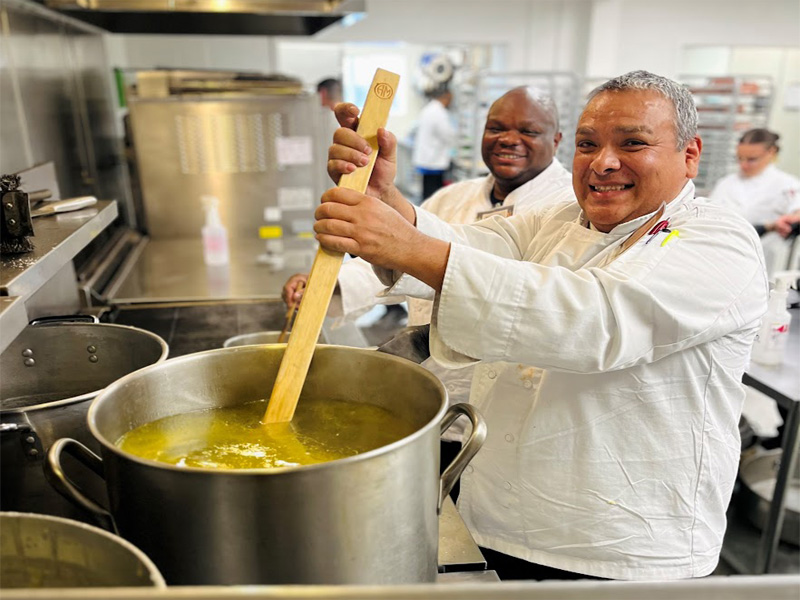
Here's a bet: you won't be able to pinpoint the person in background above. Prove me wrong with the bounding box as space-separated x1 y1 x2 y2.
710 128 800 274
316 78 342 110
317 78 344 188
283 87 574 478
316 70 768 580
412 87 457 201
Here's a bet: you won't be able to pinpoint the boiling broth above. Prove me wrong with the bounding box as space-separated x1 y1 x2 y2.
116 397 416 469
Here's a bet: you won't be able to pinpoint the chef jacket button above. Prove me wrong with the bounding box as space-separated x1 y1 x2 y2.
504 481 512 490
487 370 497 379
465 465 474 474
523 380 533 389
447 384 456 392
505 433 514 442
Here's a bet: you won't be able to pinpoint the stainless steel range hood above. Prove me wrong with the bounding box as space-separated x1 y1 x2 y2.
42 0 366 35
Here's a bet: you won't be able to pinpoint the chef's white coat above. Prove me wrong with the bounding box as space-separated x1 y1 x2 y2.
709 164 800 225
332 159 573 433
710 165 800 275
411 98 456 171
378 181 769 580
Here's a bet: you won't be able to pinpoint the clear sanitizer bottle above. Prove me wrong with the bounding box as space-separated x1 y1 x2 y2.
750 270 800 366
201 195 229 266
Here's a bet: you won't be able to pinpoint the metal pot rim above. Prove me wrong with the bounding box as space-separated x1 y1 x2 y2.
0 511 167 588
223 331 282 348
87 344 448 476
0 323 169 415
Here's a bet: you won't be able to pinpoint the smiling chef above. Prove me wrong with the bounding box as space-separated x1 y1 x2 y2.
315 71 769 581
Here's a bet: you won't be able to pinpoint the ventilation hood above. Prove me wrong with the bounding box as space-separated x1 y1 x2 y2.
42 0 366 35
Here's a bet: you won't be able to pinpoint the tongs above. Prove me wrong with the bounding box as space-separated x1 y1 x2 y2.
277 280 305 343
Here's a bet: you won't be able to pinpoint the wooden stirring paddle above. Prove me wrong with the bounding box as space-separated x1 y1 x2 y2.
263 68 400 424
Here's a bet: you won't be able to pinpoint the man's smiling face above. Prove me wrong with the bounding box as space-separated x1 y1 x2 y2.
572 89 701 232
481 90 560 190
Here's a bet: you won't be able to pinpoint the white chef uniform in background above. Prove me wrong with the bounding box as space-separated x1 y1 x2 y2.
411 95 456 173
377 181 768 580
710 164 800 275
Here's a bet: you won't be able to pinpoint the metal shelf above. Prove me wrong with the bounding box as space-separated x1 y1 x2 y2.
0 201 118 299
679 75 774 196
721 496 799 575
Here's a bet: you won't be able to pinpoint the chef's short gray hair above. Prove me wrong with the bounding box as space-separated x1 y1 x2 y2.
587 71 697 150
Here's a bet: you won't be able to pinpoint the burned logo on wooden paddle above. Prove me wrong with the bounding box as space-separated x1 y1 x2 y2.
374 82 394 99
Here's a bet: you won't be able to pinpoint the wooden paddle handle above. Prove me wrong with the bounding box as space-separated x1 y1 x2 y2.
263 68 400 424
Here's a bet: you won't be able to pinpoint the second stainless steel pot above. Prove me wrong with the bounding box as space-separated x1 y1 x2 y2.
0 511 165 589
46 345 486 585
0 319 168 521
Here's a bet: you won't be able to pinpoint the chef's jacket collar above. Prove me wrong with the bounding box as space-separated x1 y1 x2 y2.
580 180 695 236
481 158 564 205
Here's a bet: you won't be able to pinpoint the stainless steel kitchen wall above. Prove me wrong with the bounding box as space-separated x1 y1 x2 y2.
0 0 132 222
128 92 328 240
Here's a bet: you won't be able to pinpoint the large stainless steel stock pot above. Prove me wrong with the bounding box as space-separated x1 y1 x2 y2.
0 318 168 520
45 345 486 585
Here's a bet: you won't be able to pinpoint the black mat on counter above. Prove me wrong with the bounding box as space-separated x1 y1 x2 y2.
107 302 287 357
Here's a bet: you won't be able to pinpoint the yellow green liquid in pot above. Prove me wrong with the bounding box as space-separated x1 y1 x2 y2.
116 398 416 470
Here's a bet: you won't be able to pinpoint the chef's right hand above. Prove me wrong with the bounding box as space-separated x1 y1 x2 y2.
282 273 308 308
328 102 398 202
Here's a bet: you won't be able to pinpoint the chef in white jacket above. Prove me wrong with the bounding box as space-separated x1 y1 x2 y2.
412 88 457 200
283 88 573 434
709 128 800 274
314 71 769 581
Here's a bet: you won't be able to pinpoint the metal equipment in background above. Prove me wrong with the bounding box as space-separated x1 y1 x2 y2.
0 175 36 255
42 0 366 36
680 75 773 196
738 449 800 546
78 68 329 306
126 69 326 241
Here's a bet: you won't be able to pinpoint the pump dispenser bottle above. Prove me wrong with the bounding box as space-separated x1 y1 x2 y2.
750 270 800 366
201 195 229 266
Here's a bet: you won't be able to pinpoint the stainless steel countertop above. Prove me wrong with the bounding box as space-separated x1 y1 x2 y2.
0 201 118 298
111 238 317 303
744 307 800 406
2 575 798 599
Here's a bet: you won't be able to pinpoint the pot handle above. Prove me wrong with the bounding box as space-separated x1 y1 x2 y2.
44 438 114 531
438 403 487 513
30 314 99 325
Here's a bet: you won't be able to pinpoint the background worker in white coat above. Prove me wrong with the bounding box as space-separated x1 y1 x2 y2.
316 77 342 111
710 128 800 274
412 87 456 200
283 87 573 459
315 71 768 581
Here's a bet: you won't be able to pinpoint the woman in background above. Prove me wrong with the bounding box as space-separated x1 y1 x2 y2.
710 128 800 274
